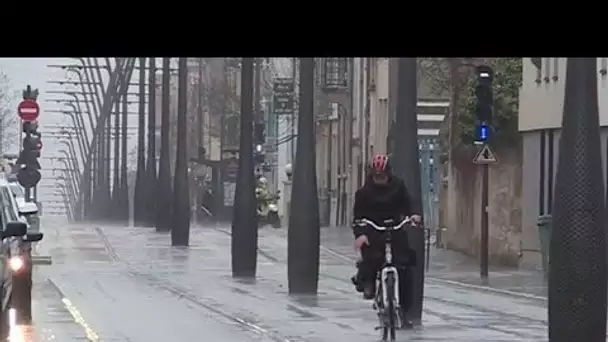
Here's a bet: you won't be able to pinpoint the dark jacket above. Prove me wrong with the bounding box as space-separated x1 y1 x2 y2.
352 175 413 238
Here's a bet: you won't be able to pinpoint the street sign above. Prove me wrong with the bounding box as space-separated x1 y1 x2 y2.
473 144 498 165
17 99 40 121
273 78 294 115
223 181 236 207
17 168 41 188
224 157 239 181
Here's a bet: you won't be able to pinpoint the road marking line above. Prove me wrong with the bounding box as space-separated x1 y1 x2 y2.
61 298 99 341
94 226 294 342
8 308 19 342
47 279 100 342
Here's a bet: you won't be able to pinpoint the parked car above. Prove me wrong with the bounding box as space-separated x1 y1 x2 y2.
0 178 43 337
7 182 39 231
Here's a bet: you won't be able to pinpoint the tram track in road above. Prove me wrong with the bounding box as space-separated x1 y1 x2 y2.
92 227 295 342
93 224 546 341
212 226 547 340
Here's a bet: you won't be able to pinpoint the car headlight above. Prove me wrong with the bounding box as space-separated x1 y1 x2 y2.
9 256 24 271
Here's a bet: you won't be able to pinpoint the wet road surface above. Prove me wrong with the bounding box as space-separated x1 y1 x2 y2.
26 219 550 341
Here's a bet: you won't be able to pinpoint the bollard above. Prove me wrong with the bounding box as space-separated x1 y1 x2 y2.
282 180 292 222
537 214 552 279
406 225 426 324
424 226 431 272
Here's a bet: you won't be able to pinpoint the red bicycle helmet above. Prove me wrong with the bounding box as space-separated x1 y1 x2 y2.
370 154 390 174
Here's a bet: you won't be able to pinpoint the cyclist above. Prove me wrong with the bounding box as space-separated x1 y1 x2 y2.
351 154 421 328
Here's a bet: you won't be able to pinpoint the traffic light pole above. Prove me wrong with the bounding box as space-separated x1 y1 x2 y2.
17 85 42 203
472 65 495 283
480 162 489 281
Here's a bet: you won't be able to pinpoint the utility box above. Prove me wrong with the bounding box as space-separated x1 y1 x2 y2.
537 214 552 279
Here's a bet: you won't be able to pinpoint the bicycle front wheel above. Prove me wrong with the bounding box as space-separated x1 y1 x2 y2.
382 272 397 341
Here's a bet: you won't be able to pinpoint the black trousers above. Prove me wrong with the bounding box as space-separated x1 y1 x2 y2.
358 228 415 311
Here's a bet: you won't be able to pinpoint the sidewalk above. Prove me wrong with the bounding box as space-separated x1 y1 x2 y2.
93 224 547 341
318 226 548 298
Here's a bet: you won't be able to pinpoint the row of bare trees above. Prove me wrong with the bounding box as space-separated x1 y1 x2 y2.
0 70 19 154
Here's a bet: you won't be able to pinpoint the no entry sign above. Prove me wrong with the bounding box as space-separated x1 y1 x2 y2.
18 99 40 121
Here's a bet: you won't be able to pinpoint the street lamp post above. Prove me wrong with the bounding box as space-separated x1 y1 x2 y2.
111 99 121 221
44 88 96 218
156 57 173 232
54 157 81 207
43 109 88 161
120 91 130 223
49 58 136 222
134 57 147 227
68 62 107 220
231 58 257 277
58 92 95 219
57 142 81 189
548 58 607 342
171 58 190 246
392 58 424 324
53 154 79 206
145 57 158 226
45 108 88 220
287 58 320 294
54 180 74 220
102 93 113 218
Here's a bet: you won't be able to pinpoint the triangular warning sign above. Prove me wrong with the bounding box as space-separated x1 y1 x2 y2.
473 144 498 164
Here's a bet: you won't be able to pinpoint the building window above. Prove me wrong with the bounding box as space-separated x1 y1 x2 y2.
321 58 349 91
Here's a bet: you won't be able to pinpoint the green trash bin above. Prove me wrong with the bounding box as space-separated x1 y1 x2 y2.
537 214 552 278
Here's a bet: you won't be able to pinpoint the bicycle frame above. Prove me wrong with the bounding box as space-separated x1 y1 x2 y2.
355 218 410 310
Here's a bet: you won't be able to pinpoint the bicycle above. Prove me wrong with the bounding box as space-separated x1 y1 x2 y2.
354 217 412 341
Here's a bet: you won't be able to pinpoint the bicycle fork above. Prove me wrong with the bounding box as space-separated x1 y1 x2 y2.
380 267 399 309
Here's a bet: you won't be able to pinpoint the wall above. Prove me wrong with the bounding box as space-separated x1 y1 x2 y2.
519 57 608 132
520 128 608 268
443 148 522 266
517 58 608 267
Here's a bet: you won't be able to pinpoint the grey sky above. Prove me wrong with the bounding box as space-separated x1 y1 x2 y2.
0 58 69 209
0 57 293 213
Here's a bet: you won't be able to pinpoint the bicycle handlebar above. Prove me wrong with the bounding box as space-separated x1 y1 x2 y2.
354 217 413 231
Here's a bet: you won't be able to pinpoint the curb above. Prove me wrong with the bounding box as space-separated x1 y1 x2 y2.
424 277 547 301
189 224 550 302
319 245 547 302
